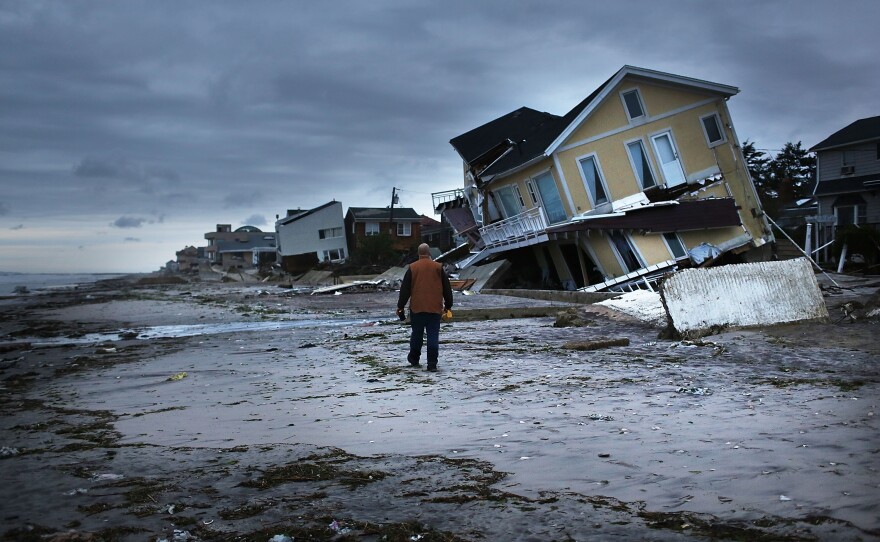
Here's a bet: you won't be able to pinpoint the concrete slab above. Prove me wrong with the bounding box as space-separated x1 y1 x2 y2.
660 258 829 338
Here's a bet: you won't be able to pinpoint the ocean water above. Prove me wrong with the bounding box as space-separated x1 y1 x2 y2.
0 272 125 295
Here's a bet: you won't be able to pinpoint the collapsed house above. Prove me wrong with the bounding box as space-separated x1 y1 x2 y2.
434 65 773 292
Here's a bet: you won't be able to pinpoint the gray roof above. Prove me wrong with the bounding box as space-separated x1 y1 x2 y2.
346 207 421 221
811 115 880 151
276 201 341 226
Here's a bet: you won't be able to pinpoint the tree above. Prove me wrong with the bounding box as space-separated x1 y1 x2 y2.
743 139 771 196
767 141 816 205
743 140 816 217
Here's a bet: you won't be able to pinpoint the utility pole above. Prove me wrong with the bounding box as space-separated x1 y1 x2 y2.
389 187 399 235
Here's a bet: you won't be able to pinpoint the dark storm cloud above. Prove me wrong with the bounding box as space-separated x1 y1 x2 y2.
1 0 878 258
11 224 24 230
111 216 147 229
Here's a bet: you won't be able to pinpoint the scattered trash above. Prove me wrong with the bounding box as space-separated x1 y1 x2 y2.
598 453 611 458
167 372 188 381
585 413 614 421
269 535 293 542
329 520 351 535
167 504 176 514
676 387 713 396
0 446 21 458
95 347 117 354
63 488 88 495
12 285 29 294
202 519 214 525
92 473 124 481
779 495 792 501
299 342 317 348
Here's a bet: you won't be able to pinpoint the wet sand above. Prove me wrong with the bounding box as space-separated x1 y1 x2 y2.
1 276 878 541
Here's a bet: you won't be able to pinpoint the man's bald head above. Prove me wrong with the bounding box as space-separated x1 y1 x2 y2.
418 243 431 256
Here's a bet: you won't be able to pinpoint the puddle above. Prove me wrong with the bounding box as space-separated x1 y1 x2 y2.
26 318 384 346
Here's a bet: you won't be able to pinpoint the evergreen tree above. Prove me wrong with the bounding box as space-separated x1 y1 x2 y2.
767 141 816 204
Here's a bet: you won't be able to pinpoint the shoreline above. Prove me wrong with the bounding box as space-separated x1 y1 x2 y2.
1 276 878 540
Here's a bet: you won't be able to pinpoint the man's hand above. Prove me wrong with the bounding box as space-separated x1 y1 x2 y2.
396 307 406 320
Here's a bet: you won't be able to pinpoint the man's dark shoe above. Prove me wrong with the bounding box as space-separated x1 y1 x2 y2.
409 361 421 367
426 366 438 372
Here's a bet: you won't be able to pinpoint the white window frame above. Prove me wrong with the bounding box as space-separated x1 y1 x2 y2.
661 232 688 260
607 231 646 274
700 112 727 148
649 129 688 187
396 222 412 236
530 170 568 224
365 222 380 236
625 137 658 190
620 88 647 122
576 152 611 207
494 184 524 218
525 179 539 205
834 204 867 226
322 248 344 261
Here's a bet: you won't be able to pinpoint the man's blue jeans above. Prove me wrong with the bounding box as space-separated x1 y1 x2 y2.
408 312 441 368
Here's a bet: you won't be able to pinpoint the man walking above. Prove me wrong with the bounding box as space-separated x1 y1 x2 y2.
397 243 453 372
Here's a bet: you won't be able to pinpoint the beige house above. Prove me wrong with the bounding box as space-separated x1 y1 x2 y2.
436 66 772 291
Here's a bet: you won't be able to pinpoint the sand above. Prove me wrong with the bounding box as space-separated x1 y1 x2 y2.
0 275 878 541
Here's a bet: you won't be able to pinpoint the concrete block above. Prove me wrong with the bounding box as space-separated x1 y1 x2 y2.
660 258 828 338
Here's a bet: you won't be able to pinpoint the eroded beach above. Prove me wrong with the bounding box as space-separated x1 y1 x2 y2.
1 276 878 541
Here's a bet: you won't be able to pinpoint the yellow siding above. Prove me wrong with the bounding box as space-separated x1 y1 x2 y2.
587 234 624 277
489 158 574 218
631 234 674 263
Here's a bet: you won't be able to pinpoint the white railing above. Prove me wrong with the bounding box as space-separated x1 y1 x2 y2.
479 207 549 249
432 189 466 211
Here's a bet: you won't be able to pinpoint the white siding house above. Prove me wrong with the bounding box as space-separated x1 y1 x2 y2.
275 201 347 271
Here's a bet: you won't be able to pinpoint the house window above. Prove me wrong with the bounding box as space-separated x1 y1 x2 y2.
365 222 380 236
663 232 687 259
578 155 609 206
626 140 656 189
835 204 867 226
842 150 855 166
319 227 342 239
700 113 726 147
396 222 412 236
322 249 344 261
526 180 539 205
608 231 644 273
532 171 567 224
494 185 523 218
621 89 646 121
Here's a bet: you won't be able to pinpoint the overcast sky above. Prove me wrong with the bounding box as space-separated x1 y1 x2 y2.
1 0 878 273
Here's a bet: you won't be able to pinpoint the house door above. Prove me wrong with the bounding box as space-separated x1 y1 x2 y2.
650 132 686 187
533 171 567 224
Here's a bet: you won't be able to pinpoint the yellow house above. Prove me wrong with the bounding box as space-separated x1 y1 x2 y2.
436 66 773 291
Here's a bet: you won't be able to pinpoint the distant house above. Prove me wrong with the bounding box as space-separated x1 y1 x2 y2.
434 65 772 292
204 224 276 270
275 201 347 273
345 207 422 254
810 116 880 263
175 245 201 273
420 214 457 253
